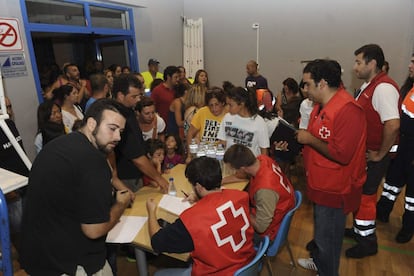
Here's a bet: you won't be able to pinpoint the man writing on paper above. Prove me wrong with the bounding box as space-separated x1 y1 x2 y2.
21 99 132 276
146 157 255 275
223 144 295 242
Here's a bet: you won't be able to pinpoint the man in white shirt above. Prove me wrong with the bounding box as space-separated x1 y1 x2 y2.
346 44 400 259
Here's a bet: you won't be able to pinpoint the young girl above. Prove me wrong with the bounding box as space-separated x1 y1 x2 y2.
163 134 185 171
217 86 269 156
143 139 165 187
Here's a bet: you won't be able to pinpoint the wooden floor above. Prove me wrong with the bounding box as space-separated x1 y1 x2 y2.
10 158 414 276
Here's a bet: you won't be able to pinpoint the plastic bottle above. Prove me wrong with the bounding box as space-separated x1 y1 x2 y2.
168 177 176 196
189 138 198 159
216 144 225 170
196 141 206 157
206 143 216 159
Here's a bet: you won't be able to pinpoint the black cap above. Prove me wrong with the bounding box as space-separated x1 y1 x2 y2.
148 58 160 65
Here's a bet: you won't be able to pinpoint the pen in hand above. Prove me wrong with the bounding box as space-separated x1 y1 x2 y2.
181 190 189 197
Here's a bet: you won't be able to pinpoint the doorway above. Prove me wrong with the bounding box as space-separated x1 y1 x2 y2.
20 0 138 101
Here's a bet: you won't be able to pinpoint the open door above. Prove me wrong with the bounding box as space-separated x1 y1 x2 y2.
94 36 137 72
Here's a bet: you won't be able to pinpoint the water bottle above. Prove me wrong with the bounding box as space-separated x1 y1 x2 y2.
206 143 216 159
189 138 198 159
196 141 206 157
168 177 176 196
216 144 225 170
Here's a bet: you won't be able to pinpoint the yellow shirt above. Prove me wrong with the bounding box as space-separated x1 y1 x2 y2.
191 106 226 142
141 71 164 89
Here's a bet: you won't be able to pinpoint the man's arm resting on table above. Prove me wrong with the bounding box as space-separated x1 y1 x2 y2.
252 189 279 233
147 198 194 253
132 155 168 192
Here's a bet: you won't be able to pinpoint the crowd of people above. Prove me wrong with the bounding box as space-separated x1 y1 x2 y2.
1 42 413 276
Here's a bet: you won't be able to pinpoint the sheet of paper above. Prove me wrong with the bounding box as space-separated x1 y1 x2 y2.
0 168 28 193
106 215 147 243
158 194 192 216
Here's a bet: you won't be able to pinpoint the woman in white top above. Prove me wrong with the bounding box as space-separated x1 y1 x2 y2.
217 86 269 156
52 84 84 132
135 96 166 141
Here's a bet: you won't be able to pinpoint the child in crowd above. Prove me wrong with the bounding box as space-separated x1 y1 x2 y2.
143 139 165 187
163 133 184 171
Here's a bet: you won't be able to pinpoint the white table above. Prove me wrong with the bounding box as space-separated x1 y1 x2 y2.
0 168 28 194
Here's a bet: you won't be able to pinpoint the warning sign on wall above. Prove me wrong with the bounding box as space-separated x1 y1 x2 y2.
0 17 23 52
0 54 28 78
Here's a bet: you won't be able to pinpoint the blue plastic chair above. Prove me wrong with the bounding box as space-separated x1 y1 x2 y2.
234 235 270 276
265 190 302 276
0 188 12 276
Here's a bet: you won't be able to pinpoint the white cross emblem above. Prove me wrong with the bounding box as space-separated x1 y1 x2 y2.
210 201 250 252
319 126 331 139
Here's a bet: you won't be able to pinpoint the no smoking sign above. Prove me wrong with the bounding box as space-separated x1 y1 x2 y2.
0 18 23 51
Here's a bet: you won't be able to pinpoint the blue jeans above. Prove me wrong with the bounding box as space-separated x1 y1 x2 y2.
312 204 345 276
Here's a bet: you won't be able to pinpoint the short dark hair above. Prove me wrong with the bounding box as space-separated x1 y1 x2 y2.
82 98 126 128
63 63 78 74
223 144 256 169
205 87 226 105
303 59 342 88
135 96 154 112
112 73 142 97
108 64 121 74
150 78 163 91
185 157 222 190
354 44 385 70
145 138 165 156
177 66 186 73
282 78 299 94
163 66 180 81
90 73 108 93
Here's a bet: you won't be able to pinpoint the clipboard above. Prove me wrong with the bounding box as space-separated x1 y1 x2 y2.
270 118 302 155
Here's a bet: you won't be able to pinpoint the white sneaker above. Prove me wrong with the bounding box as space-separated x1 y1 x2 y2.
298 258 318 271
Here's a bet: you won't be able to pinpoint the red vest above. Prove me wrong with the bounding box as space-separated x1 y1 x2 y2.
304 89 367 213
249 155 295 240
356 72 399 150
180 189 255 276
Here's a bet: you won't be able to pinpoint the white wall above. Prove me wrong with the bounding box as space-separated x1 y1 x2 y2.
133 0 184 74
183 0 414 94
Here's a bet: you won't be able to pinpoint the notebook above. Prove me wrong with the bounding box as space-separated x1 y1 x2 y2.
270 118 302 155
